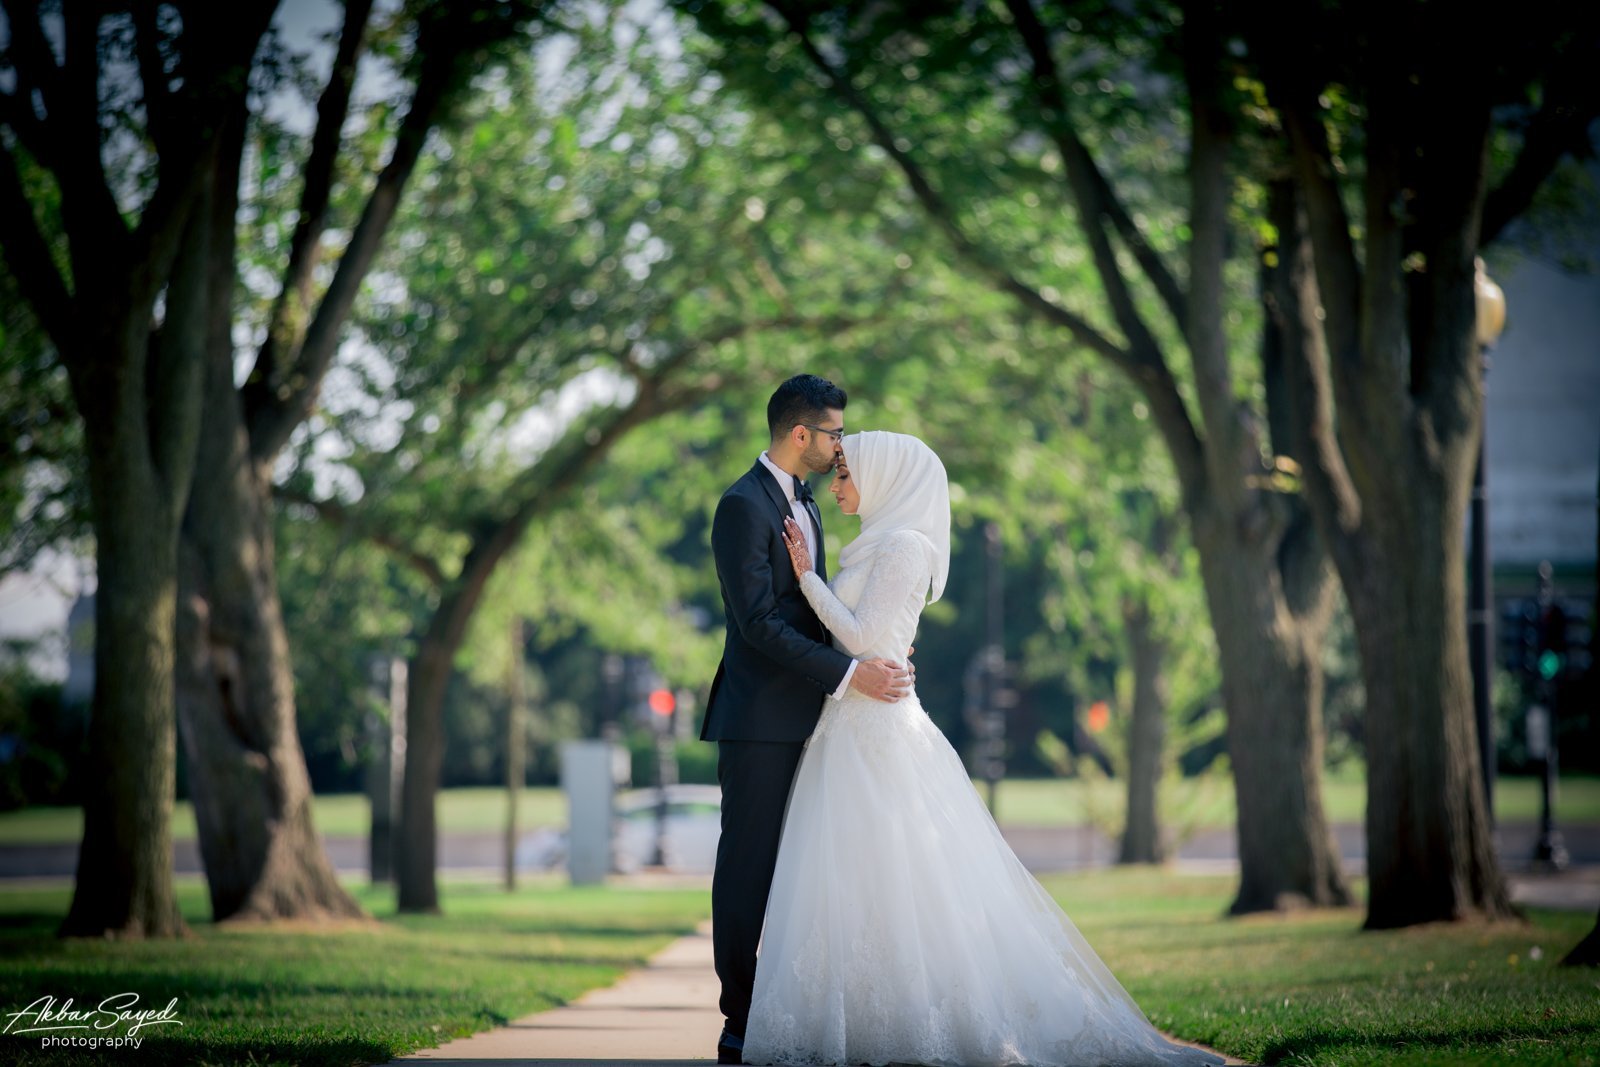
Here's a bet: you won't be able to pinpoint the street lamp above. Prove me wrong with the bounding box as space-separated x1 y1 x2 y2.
1469 257 1506 820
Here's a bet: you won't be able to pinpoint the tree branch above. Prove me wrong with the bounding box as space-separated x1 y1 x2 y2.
770 4 1123 365
0 88 62 172
0 139 77 357
1175 0 1245 500
1253 37 1408 468
133 0 175 153
4 0 64 124
1003 0 1188 331
56 2 131 268
770 1 1209 505
247 5 494 462
1264 178 1364 581
1480 55 1600 247
245 0 375 411
275 485 449 588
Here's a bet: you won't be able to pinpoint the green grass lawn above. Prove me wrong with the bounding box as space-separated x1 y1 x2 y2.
0 876 710 1066
2 772 1597 846
0 787 569 846
1054 869 1600 1066
0 870 1594 1065
992 770 1600 830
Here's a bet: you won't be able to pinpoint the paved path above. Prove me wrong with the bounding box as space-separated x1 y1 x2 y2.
383 922 1248 1067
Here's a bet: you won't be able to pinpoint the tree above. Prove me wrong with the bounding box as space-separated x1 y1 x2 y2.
681 0 1350 912
0 0 280 938
983 343 1220 864
172 0 542 924
1246 0 1600 926
277 10 923 909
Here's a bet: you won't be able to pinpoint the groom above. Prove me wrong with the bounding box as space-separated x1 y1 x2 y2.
702 374 912 1064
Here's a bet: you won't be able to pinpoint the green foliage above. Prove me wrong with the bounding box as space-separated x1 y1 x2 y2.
0 236 86 579
0 642 81 811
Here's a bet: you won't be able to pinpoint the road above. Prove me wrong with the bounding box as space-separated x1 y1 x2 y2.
3 821 1597 882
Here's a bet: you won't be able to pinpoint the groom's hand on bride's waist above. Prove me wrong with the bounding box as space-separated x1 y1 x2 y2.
849 657 913 702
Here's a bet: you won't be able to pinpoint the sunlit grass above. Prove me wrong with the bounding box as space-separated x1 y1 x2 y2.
988 770 1600 830
1052 869 1600 1066
0 870 1594 1065
0 787 567 845
0 876 710 1066
2 773 1596 846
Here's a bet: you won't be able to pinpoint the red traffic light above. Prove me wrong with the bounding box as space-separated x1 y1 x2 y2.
648 689 676 716
1086 701 1110 734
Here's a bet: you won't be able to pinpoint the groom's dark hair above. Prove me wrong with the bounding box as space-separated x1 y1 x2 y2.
767 374 847 441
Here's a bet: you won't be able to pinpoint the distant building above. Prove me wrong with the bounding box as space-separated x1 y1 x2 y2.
63 593 94 706
1485 250 1599 584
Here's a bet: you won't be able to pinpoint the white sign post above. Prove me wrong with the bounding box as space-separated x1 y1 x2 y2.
560 740 619 885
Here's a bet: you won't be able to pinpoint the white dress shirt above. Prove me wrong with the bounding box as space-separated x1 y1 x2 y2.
759 451 857 700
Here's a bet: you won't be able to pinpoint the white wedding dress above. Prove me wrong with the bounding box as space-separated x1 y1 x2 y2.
742 529 1221 1067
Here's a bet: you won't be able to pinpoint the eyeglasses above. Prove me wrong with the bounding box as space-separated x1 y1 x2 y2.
802 424 844 442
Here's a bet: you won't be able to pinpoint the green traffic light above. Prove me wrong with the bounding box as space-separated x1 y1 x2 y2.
1538 650 1562 680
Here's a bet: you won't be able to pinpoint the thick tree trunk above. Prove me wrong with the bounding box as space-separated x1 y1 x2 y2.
1267 0 1571 936
1193 511 1352 914
176 408 365 924
1351 464 1513 928
166 101 363 925
59 299 196 938
61 460 188 938
1119 600 1168 865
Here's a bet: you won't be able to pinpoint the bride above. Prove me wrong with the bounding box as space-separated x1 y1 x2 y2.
743 431 1222 1067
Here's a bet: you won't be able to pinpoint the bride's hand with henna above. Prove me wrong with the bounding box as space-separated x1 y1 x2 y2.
781 517 813 578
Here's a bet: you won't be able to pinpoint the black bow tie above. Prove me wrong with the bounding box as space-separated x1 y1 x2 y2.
794 475 815 505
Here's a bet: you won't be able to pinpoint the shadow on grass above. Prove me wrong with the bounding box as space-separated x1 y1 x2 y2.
90 1034 394 1067
0 963 576 1010
1259 1019 1600 1064
381 919 701 940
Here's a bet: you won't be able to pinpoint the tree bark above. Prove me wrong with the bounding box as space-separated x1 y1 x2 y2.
0 1 276 939
1349 472 1513 927
176 398 366 923
1192 508 1351 913
1118 599 1168 865
1255 20 1518 925
154 82 365 925
58 201 214 937
397 585 482 913
61 411 189 938
172 0 536 923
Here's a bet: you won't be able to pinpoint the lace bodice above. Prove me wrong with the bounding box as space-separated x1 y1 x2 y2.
799 529 930 663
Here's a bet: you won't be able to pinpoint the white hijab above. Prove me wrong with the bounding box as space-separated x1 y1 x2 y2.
837 431 951 604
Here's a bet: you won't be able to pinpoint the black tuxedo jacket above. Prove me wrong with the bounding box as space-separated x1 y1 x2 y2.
700 460 853 742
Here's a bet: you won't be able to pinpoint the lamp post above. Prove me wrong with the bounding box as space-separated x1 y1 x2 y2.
1469 258 1506 820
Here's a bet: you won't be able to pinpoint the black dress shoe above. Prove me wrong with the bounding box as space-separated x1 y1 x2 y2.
717 1028 745 1065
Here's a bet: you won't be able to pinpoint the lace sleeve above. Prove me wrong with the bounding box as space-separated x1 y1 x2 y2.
798 531 928 656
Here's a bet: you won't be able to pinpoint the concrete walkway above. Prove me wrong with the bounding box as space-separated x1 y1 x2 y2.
383 922 1248 1067
385 923 722 1066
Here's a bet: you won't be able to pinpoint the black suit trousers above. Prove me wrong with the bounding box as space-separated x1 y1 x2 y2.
712 738 805 1037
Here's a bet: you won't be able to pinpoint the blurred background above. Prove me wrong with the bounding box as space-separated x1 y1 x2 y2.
0 0 1596 935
